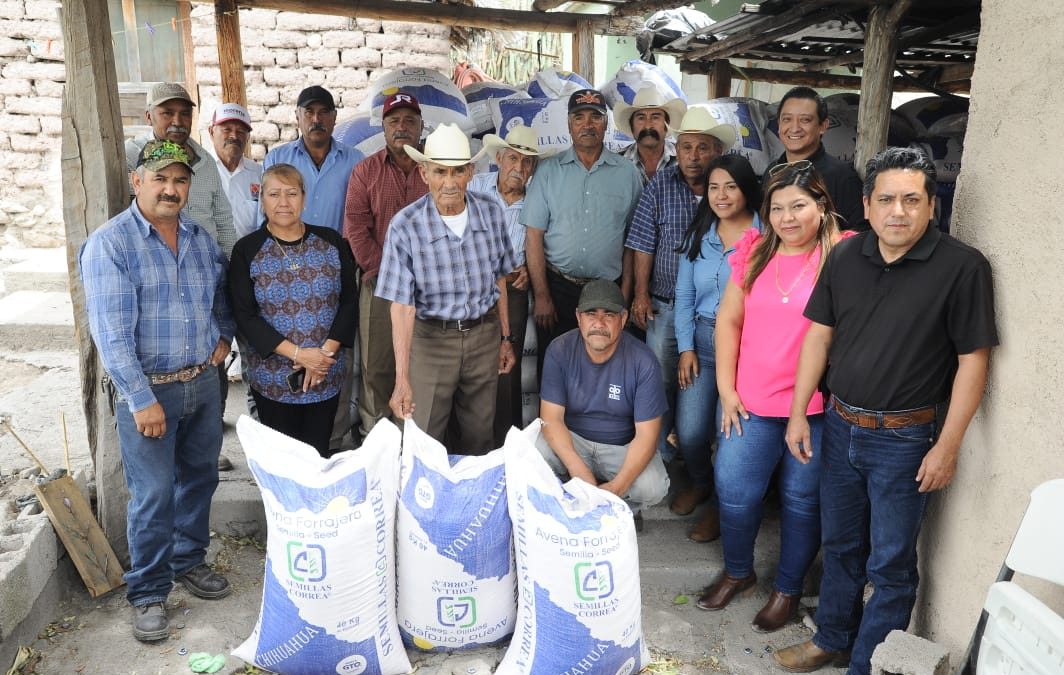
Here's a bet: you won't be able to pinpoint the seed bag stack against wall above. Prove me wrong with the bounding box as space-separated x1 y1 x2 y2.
498 421 649 675
396 419 517 651
233 417 411 675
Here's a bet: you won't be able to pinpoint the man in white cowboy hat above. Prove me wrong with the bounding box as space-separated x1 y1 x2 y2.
625 106 735 530
376 123 517 454
521 88 643 381
614 85 688 185
472 124 544 444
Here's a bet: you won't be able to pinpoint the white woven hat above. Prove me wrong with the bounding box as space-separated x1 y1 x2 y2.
403 123 484 166
613 87 688 139
668 107 737 149
482 124 543 157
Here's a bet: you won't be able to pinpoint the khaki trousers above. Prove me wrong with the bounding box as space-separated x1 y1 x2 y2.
358 277 395 438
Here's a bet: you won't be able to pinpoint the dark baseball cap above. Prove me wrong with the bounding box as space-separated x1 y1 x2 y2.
577 280 625 313
296 85 335 110
568 88 607 115
382 92 421 117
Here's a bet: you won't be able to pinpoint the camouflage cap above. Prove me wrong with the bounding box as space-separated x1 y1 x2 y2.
137 140 195 173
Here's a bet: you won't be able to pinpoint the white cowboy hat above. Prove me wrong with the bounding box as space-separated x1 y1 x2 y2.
403 122 484 166
613 87 688 139
482 124 544 157
669 107 738 149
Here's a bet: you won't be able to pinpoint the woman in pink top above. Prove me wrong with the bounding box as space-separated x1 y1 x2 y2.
695 162 850 632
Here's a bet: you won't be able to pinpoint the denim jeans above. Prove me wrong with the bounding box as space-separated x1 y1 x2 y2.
813 403 935 675
715 412 823 596
674 315 718 493
534 430 670 513
645 297 679 459
115 368 222 607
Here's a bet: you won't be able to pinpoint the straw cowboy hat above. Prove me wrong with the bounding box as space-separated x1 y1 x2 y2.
669 107 738 149
403 123 484 166
481 124 545 157
613 87 688 139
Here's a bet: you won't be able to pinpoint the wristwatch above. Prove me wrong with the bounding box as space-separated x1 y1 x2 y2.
501 335 515 344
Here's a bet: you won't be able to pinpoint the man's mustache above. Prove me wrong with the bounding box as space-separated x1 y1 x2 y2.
637 128 661 141
158 194 181 204
224 138 245 148
588 329 610 337
309 124 328 133
166 125 189 135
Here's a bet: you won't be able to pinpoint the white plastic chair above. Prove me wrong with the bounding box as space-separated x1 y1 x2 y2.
968 479 1064 675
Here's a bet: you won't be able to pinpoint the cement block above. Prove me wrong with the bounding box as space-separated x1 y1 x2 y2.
24 0 58 21
0 149 41 168
8 132 52 153
365 32 407 52
249 143 267 162
265 103 295 126
32 78 62 98
340 47 381 69
262 66 305 88
239 8 277 30
355 18 382 33
409 35 452 55
0 131 9 151
0 76 31 95
325 67 368 90
250 120 280 143
3 95 60 116
1 60 64 82
273 49 297 67
0 515 57 641
0 19 61 41
246 85 278 107
197 66 221 86
262 29 307 49
305 32 322 48
870 630 950 675
191 25 216 47
241 45 275 68
322 30 365 49
39 115 60 135
0 2 24 20
297 46 340 68
382 20 451 38
193 45 217 66
0 35 24 57
276 11 349 32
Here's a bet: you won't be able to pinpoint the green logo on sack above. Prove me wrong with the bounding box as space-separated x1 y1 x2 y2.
287 541 326 582
574 561 614 601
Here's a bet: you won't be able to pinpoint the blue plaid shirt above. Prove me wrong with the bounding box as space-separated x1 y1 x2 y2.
469 171 527 267
80 201 235 413
263 138 364 233
625 165 701 299
376 192 516 320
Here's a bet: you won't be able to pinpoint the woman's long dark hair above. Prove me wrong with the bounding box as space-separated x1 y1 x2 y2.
677 154 762 262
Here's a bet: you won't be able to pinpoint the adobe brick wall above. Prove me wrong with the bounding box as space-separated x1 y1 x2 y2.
0 2 453 247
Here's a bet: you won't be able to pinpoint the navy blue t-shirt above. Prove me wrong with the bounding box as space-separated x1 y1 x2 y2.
540 329 667 446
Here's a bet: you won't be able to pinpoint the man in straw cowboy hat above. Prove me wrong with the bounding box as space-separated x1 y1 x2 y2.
625 107 737 528
472 125 545 443
614 85 688 185
376 123 517 454
521 88 643 379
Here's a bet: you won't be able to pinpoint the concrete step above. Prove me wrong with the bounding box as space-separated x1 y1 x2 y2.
0 291 75 353
0 248 69 295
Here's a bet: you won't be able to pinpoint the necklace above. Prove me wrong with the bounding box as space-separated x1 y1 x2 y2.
774 246 818 303
267 223 306 271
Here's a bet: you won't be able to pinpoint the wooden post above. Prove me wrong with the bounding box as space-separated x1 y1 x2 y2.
571 20 594 83
60 0 133 563
854 0 912 177
707 59 732 99
214 0 247 108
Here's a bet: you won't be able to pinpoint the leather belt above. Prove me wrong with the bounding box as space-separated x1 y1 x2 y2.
505 270 522 284
148 362 211 385
832 398 937 430
651 293 673 304
547 264 597 286
423 316 487 332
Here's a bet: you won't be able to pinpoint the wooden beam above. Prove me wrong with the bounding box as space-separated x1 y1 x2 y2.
614 0 705 18
215 0 248 108
119 0 142 81
532 0 567 11
571 19 595 82
854 0 912 177
238 0 639 34
707 59 731 99
60 0 133 564
683 0 856 61
680 62 968 94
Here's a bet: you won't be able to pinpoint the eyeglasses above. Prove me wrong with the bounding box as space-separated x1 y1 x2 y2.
767 159 814 177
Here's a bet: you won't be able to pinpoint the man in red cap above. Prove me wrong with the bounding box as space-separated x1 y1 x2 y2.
343 93 429 439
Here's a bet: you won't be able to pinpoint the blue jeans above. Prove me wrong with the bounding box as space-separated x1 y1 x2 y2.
715 412 823 596
674 316 718 492
813 403 935 675
115 368 222 606
645 297 678 459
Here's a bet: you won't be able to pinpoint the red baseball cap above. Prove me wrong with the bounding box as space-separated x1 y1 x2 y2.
382 92 421 117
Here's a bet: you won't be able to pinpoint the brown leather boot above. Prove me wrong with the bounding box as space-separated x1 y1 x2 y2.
688 508 720 542
670 486 712 515
695 572 756 611
773 640 850 673
751 589 800 632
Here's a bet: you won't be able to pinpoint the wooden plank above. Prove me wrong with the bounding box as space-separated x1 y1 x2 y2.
36 477 125 598
60 0 132 564
707 59 732 99
679 63 967 94
614 0 705 18
855 0 912 177
215 0 248 107
178 0 200 140
119 0 142 82
571 20 594 83
239 0 638 34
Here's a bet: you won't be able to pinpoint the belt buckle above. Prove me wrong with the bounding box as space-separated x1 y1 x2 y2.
455 320 472 332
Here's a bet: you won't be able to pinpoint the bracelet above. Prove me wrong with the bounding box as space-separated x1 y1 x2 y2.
293 345 300 362
501 335 515 344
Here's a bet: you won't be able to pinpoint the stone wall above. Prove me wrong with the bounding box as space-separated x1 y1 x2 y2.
190 6 452 162
0 2 453 247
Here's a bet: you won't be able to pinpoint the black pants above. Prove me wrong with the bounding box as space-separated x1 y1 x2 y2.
535 270 585 384
251 391 340 458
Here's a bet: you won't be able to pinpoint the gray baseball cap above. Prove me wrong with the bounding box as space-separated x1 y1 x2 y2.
577 280 625 313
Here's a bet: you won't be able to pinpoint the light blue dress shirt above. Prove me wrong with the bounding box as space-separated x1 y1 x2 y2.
263 137 364 233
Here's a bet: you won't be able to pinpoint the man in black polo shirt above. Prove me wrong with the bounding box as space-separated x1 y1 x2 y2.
774 147 997 675
767 86 865 230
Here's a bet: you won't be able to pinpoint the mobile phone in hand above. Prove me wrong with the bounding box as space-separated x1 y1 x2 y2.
286 369 305 394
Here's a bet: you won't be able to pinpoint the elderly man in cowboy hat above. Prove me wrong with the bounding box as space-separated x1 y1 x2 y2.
376 123 517 454
615 86 688 185
472 124 544 443
625 107 736 520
